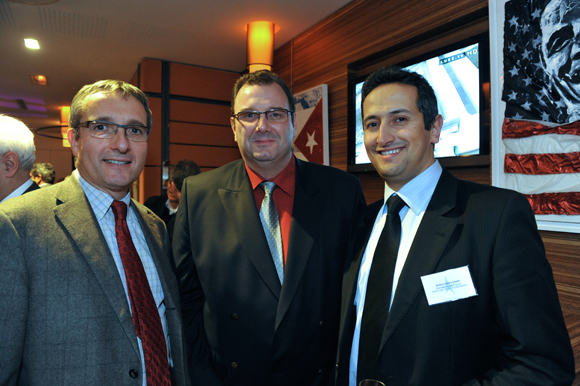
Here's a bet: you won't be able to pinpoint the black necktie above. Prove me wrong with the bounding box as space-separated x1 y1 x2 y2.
357 194 406 383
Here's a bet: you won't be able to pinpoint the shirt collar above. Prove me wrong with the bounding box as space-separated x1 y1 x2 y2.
383 160 442 216
0 179 34 203
74 169 132 221
245 155 296 196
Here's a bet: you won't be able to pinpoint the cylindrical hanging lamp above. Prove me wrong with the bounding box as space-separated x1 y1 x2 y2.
246 21 276 73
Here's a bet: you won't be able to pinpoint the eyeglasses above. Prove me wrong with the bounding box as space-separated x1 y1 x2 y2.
78 120 150 142
232 108 293 125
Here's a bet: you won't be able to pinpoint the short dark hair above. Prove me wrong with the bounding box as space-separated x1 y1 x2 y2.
231 70 295 118
69 79 152 139
30 162 56 184
171 159 201 192
361 66 439 131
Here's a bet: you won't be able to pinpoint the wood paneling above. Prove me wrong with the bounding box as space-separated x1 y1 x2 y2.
142 166 161 203
140 58 162 94
169 144 240 168
170 121 236 147
275 0 580 381
146 97 162 165
170 99 231 126
170 63 239 101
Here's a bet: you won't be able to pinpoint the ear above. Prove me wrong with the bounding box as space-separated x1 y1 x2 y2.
291 112 299 141
430 114 443 145
67 128 79 157
230 117 238 143
2 152 20 178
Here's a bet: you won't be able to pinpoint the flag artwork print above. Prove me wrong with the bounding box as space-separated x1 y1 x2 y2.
292 85 329 165
502 0 580 216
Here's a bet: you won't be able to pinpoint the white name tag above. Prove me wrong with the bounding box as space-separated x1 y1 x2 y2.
420 266 478 306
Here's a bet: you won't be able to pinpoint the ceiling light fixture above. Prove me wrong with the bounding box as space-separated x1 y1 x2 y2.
24 38 40 49
246 21 279 73
30 74 47 85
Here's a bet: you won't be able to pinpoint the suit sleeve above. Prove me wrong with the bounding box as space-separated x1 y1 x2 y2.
0 211 27 386
463 193 575 386
171 181 225 386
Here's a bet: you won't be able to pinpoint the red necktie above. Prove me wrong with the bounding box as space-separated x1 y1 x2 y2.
111 201 171 386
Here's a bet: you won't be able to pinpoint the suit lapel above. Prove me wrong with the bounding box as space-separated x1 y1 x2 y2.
53 177 140 358
275 160 325 328
219 161 282 299
379 170 459 351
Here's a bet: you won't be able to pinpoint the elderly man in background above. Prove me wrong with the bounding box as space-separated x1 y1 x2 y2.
0 114 38 203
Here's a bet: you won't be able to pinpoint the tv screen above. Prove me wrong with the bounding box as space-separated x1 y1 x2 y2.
349 34 490 171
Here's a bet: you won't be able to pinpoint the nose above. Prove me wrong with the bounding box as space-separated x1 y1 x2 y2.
376 122 395 147
109 127 131 152
255 113 271 133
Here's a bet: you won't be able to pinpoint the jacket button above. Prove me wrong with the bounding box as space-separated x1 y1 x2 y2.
129 369 138 378
231 313 239 320
319 320 324 326
230 362 238 369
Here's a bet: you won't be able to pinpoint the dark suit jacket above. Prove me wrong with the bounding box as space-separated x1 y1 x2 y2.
173 158 366 386
0 177 191 386
144 193 176 242
336 169 575 386
23 181 40 194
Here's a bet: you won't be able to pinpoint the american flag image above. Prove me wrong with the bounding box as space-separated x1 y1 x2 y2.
502 0 580 215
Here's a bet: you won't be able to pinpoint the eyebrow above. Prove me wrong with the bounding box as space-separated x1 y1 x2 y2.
91 117 147 126
363 108 412 121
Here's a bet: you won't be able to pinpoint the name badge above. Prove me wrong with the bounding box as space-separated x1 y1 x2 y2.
420 266 478 306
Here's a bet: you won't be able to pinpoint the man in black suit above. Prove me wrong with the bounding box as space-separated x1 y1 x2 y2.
30 162 56 188
173 70 366 386
0 114 39 203
336 66 574 386
145 159 200 240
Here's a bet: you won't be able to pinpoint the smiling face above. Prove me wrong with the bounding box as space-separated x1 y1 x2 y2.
68 92 148 199
363 83 442 191
230 83 297 179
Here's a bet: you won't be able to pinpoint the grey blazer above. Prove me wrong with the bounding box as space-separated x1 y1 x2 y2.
0 176 190 386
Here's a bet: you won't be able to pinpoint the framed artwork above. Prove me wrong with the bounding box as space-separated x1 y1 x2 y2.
490 0 580 233
292 84 329 165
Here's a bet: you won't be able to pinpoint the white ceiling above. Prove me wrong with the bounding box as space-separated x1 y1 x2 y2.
0 0 351 131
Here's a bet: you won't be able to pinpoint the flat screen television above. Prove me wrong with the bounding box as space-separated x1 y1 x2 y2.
347 33 490 172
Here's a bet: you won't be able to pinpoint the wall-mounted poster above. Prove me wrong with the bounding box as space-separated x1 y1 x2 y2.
490 0 580 233
292 84 329 165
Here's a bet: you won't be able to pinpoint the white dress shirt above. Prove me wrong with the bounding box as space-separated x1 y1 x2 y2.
349 161 442 386
75 170 172 385
1 178 34 203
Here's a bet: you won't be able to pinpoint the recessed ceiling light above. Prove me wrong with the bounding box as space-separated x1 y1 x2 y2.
24 39 40 49
30 74 47 86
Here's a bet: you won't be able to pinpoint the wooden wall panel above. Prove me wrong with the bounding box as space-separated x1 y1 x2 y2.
146 97 162 166
140 58 162 94
142 166 161 203
169 144 240 168
170 100 231 126
170 122 236 147
170 63 240 101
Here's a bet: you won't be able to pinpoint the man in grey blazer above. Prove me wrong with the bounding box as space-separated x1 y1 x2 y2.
0 80 190 386
336 67 574 385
